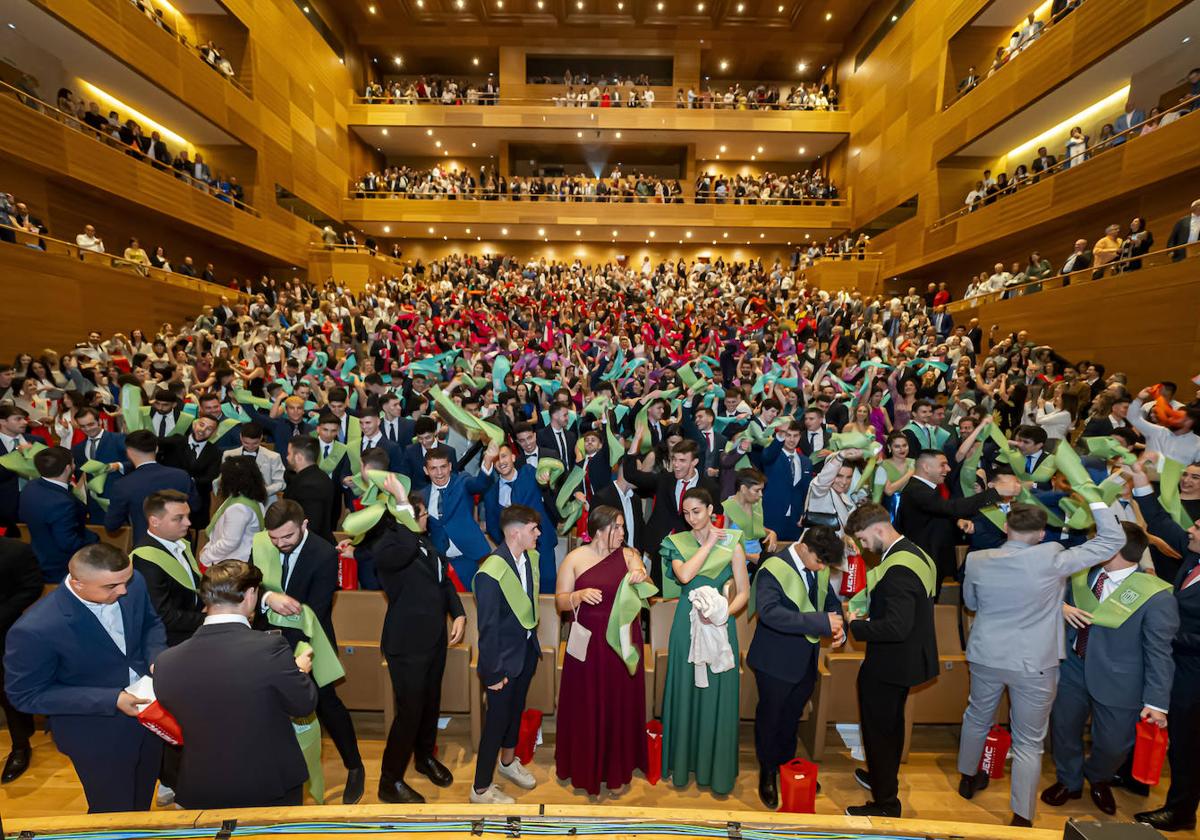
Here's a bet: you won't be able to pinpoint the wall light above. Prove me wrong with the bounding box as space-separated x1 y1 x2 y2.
383 225 391 232
79 81 191 150
1007 85 1130 162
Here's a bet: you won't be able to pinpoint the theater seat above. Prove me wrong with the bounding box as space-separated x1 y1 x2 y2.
909 603 971 724
648 598 677 717
734 606 757 720
330 589 387 710
87 524 131 553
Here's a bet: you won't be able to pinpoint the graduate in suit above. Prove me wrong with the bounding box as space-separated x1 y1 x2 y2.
748 525 846 808
1043 520 1179 816
153 560 318 809
0 404 38 536
71 406 129 523
283 437 337 546
104 431 199 545
760 421 814 542
129 490 203 647
4 543 167 812
338 479 465 803
420 443 498 586
797 408 835 458
592 470 644 550
402 417 458 494
577 427 614 504
222 423 287 501
470 505 543 804
380 392 415 449
843 503 943 818
483 444 558 592
21 446 99 582
144 389 188 440
683 402 727 480
157 416 223 529
0 537 42 783
253 501 365 804
357 409 404 472
252 395 315 460
536 403 579 467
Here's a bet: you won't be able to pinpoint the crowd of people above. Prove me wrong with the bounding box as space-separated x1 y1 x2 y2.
125 0 239 85
957 79 1200 219
0 228 1198 833
352 166 686 203
363 77 499 105
694 169 839 204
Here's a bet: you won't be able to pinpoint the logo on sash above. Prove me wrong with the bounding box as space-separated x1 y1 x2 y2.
1119 590 1140 607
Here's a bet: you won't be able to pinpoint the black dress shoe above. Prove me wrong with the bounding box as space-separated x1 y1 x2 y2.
414 756 454 788
958 771 990 800
1010 815 1033 827
1090 782 1116 816
853 768 872 791
1135 807 1198 832
378 777 426 804
1040 782 1082 807
342 766 365 805
758 768 779 810
1111 773 1151 796
846 801 901 818
1 747 30 784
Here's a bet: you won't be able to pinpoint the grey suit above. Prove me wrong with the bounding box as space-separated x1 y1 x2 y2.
1050 568 1179 791
957 502 1124 820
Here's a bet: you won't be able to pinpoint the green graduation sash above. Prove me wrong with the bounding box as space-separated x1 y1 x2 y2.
750 557 829 643
1158 457 1196 530
250 531 346 688
874 458 914 503
473 551 541 630
288 641 324 804
341 471 420 541
0 442 46 479
1070 570 1173 629
959 445 984 498
722 497 765 542
205 495 265 538
978 505 1008 533
605 573 658 675
429 386 505 447
79 459 113 510
130 543 200 592
848 548 936 614
901 422 948 451
659 530 737 600
316 440 348 476
120 384 146 432
140 408 195 437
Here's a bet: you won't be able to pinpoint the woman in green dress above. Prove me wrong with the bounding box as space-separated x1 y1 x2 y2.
871 431 913 520
660 487 750 795
720 467 777 571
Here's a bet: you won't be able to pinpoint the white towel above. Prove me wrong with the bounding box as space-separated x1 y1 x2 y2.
687 585 735 688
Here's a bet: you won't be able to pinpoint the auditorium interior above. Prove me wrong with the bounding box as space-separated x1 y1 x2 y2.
1 0 1199 837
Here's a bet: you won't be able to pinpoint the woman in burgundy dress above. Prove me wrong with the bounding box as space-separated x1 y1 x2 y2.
555 505 653 795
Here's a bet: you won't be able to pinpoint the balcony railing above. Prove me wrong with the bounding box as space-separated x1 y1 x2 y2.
346 189 847 207
944 244 1197 313
1 79 263 218
352 94 844 112
119 1 253 98
929 95 1199 231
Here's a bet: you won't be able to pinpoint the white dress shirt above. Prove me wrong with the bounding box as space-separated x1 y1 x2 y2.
149 532 197 588
514 550 532 639
428 480 462 557
203 614 250 627
615 484 638 548
65 576 139 684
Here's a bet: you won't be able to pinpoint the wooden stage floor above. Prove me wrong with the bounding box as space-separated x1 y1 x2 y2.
1 714 1195 838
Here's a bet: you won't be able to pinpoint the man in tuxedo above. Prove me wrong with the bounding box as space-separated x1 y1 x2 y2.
254 501 365 804
0 537 42 783
105 431 199 545
223 423 286 500
283 437 337 545
421 445 498 585
402 417 457 493
0 405 37 537
21 447 99 582
4 543 167 812
843 503 941 817
145 390 186 440
157 416 222 529
342 486 465 803
358 410 403 472
1166 198 1200 262
621 439 719 585
537 404 578 467
72 407 129 522
129 490 203 647
512 423 541 471
471 505 543 805
959 501 1124 825
154 560 317 808
896 450 1014 590
482 445 557 593
380 392 415 449
759 422 814 542
748 526 846 808
798 407 835 458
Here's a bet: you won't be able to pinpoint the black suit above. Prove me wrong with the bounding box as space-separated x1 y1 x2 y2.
283 465 337 544
358 520 464 781
1081 416 1129 438
266 531 362 772
0 434 36 535
158 434 222 528
621 458 720 586
895 479 999 590
1060 251 1093 276
154 621 318 808
848 537 939 813
130 537 204 647
592 482 645 549
0 539 42 753
1167 215 1198 262
536 425 578 467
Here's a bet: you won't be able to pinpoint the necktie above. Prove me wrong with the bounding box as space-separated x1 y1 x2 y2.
323 443 331 460
803 568 818 608
430 486 441 519
1026 455 1035 474
158 414 168 437
706 432 713 456
87 437 98 461
790 453 798 485
191 440 202 458
678 481 687 512
385 421 396 443
280 551 293 588
809 431 817 451
556 431 566 462
1074 571 1108 658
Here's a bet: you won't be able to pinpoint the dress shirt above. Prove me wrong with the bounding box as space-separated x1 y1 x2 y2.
1189 214 1200 244
521 449 539 468
615 484 637 548
203 614 250 627
383 417 402 442
514 550 532 639
149 532 196 587
674 471 700 509
912 475 937 490
65 575 139 684
498 474 515 507
151 411 174 437
0 433 23 454
361 433 383 451
428 481 462 557
806 429 825 453
84 432 104 462
554 428 568 461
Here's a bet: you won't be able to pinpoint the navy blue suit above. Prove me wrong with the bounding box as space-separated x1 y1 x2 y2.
380 416 415 449
71 432 129 523
761 440 812 541
104 462 199 544
0 433 38 533
19 478 99 582
481 464 557 592
420 469 495 585
248 410 313 460
401 443 458 493
358 435 404 472
4 572 167 812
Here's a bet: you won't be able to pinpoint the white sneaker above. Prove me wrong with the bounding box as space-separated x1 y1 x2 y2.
497 757 537 790
469 784 515 804
156 784 176 808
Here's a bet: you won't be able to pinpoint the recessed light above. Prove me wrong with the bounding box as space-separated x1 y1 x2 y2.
723 232 728 238
473 57 480 65
1185 36 1192 43
719 144 727 152
824 10 831 19
615 131 621 138
435 140 442 147
537 0 544 8
501 228 509 234
428 227 435 234
735 2 743 10
338 57 344 64
715 154 720 159
466 228 472 233
657 1 664 8
797 61 806 72
497 0 503 6
757 145 763 153
649 231 656 237
395 56 403 65
382 128 389 136
577 0 583 8
577 130 583 137
383 225 391 232
697 2 704 9
372 57 378 63
685 231 692 238
471 141 477 147
456 0 464 7
798 146 806 154
6 23 15 29
777 4 783 10
538 228 545 236
368 4 376 12
575 229 582 235
750 155 756 160
890 13 897 21
426 128 434 135
759 233 765 238
302 5 309 11
443 150 448 155
617 1 623 7
719 60 729 70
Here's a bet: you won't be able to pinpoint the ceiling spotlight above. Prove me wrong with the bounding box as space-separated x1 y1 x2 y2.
537 0 544 7
723 232 729 238
302 5 309 11
497 0 503 6
719 144 727 152
615 131 622 138
426 128 434 135
466 228 472 233
617 1 623 7
443 150 448 155
824 10 831 19
575 229 582 235
697 2 704 8
777 4 783 10
657 1 664 8
798 146 806 154
735 2 743 10
368 4 377 12
890 13 897 20
759 233 765 238
750 155 756 161
538 228 545 236
416 0 423 6
435 140 442 147
577 0 583 8
685 231 692 238
471 141 477 147
372 57 378 63
501 228 509 234
719 60 729 70
612 230 619 236
715 153 720 159
383 225 391 232
577 130 583 137
456 0 464 6
428 227 435 234
1184 36 1192 43
649 231 656 237
394 56 403 65
756 145 763 153
797 61 806 72
473 57 480 65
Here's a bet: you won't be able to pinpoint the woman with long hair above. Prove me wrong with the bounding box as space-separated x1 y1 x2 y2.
199 455 267 568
